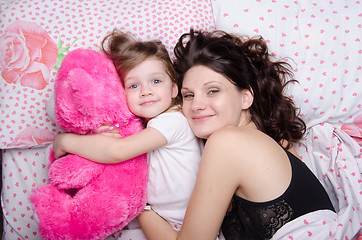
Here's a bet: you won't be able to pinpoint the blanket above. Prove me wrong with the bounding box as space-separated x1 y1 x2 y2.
274 123 362 239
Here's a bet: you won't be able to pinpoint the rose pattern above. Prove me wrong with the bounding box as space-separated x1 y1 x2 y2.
0 20 77 149
0 20 58 90
8 127 56 148
341 113 362 146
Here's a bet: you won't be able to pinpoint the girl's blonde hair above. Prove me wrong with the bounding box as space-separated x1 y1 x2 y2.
101 30 181 107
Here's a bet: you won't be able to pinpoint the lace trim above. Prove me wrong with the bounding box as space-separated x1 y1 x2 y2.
259 200 294 237
221 198 294 240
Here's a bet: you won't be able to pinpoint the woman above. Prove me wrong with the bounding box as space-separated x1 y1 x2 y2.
137 30 335 240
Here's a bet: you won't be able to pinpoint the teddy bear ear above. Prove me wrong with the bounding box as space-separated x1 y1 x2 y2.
54 67 98 133
68 68 97 115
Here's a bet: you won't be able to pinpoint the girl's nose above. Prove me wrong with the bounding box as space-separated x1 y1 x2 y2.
140 86 152 96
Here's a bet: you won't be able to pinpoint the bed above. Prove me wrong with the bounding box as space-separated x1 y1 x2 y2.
0 0 361 239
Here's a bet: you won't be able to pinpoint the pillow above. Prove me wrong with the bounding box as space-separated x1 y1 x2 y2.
0 0 216 149
211 0 362 131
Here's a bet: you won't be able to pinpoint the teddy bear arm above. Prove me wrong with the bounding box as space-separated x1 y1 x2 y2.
48 154 105 189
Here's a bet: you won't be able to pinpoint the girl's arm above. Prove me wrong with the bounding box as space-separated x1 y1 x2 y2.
138 128 242 240
53 127 167 164
137 209 178 239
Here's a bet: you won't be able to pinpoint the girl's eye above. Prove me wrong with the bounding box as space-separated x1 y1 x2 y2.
128 84 138 89
152 79 161 84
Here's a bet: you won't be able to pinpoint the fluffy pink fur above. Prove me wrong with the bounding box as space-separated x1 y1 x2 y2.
30 49 148 240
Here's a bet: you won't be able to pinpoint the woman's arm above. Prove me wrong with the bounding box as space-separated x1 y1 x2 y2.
138 128 241 240
53 127 167 163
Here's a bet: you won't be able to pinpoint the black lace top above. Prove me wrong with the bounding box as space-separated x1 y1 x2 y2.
221 150 335 240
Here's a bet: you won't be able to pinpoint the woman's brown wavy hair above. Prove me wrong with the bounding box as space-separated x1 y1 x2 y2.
173 30 306 147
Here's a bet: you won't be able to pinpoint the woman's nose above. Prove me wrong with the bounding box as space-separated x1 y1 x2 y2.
191 96 206 111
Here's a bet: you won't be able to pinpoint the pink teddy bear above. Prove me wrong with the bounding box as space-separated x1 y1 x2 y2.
30 49 148 240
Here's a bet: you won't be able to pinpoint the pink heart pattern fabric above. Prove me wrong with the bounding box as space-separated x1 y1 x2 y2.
0 0 216 149
1 1 215 239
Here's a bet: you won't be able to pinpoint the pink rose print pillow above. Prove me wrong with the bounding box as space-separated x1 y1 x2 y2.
0 0 216 149
1 21 58 90
0 20 62 148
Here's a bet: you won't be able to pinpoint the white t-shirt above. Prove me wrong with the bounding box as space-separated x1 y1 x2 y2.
147 110 204 225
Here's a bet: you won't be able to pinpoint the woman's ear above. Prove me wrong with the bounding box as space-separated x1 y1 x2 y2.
241 89 253 109
171 83 178 98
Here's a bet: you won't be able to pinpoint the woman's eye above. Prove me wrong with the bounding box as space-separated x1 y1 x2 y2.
182 93 194 99
208 89 219 95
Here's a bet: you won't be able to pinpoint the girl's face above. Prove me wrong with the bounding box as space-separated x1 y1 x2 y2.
124 58 178 120
181 65 253 139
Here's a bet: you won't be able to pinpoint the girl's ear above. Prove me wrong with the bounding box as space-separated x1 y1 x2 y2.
171 83 178 98
241 89 254 109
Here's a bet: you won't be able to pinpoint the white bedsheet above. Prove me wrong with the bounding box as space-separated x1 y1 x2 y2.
2 128 361 239
274 123 362 239
2 145 50 239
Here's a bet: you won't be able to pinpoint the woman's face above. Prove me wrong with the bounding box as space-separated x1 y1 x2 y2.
181 65 252 139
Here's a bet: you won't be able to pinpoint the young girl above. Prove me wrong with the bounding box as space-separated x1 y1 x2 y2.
137 30 335 240
53 30 203 234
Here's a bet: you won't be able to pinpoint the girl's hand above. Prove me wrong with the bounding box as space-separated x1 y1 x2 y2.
51 126 167 164
53 133 71 159
101 130 123 139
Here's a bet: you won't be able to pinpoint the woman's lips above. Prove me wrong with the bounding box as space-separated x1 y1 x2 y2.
192 114 214 122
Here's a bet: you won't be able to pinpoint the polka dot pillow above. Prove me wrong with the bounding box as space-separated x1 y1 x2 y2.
211 0 362 136
0 0 216 149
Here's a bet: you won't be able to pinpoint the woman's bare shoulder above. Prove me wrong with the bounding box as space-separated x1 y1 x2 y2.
204 125 281 168
204 126 260 161
207 125 263 146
